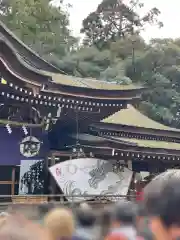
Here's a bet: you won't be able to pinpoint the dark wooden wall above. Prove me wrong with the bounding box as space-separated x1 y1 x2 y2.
0 166 19 202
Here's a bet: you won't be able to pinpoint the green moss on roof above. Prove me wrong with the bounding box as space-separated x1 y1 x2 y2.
103 105 180 132
0 21 61 73
116 137 180 150
0 21 144 91
0 22 143 91
49 73 143 90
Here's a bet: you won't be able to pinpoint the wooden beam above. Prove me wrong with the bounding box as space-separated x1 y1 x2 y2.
0 181 18 184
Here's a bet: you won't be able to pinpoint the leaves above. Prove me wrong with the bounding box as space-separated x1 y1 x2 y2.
124 38 180 127
81 0 162 49
58 34 180 128
2 0 180 128
0 0 77 59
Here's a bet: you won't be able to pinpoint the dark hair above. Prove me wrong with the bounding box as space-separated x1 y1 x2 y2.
145 178 180 228
76 208 96 227
99 207 112 239
137 204 148 218
112 201 136 226
138 228 154 240
38 203 54 215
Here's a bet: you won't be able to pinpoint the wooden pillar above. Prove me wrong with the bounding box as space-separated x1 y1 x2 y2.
11 167 15 195
49 155 57 201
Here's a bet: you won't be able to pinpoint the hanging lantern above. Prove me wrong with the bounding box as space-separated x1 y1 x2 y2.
1 77 7 85
6 124 12 134
22 125 28 135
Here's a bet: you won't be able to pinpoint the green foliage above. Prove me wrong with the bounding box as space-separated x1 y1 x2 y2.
2 0 180 128
81 0 163 49
57 35 180 128
0 0 77 59
125 38 180 127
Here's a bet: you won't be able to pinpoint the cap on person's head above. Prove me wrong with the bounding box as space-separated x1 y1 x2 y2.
112 201 137 226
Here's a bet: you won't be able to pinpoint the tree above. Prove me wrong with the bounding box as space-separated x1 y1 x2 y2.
124 38 180 127
110 34 147 61
4 0 180 128
81 0 163 49
0 0 77 59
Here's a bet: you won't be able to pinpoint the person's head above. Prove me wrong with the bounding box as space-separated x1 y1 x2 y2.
76 207 96 228
144 178 180 240
44 207 75 240
136 204 148 228
111 201 136 228
99 206 112 238
38 203 54 219
0 214 51 240
7 204 40 221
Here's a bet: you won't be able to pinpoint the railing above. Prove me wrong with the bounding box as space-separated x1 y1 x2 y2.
0 194 135 207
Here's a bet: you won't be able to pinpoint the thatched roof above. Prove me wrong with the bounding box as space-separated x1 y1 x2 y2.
103 105 180 132
50 73 142 90
115 137 180 150
0 21 143 91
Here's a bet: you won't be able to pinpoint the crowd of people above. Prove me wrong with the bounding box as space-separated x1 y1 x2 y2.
0 177 179 240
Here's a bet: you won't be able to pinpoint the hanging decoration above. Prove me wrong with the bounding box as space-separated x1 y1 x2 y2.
1 80 123 111
6 124 12 134
1 77 7 85
19 160 45 194
72 144 85 158
22 125 28 135
66 110 86 158
44 113 51 131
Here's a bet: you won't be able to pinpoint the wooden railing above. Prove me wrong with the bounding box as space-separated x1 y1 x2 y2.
0 194 135 207
12 195 48 204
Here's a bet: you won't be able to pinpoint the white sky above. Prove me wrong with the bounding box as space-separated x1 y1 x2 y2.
54 0 180 41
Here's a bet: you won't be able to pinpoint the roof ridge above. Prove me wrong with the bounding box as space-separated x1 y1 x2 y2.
0 20 63 73
0 33 49 78
103 104 180 132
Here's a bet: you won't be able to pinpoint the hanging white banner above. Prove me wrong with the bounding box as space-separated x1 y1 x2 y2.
49 158 133 201
19 159 45 195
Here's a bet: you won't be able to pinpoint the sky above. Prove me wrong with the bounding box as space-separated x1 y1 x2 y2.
54 0 180 41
